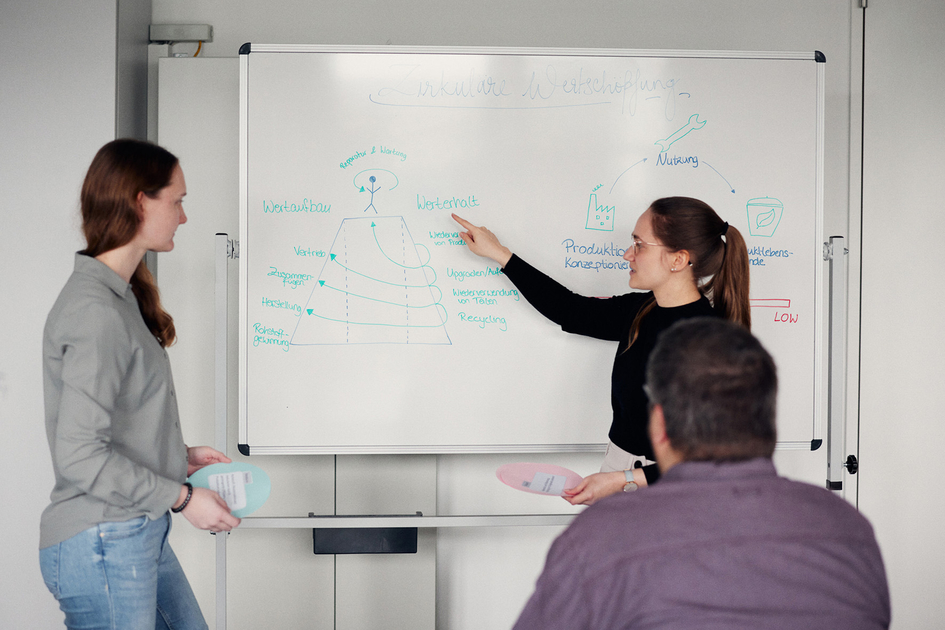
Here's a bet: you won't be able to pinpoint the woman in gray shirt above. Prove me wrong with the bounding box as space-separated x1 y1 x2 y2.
40 139 239 630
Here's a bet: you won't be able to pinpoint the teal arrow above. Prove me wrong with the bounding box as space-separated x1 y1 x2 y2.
371 222 423 270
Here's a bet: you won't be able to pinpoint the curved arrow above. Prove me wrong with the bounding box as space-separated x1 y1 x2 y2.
701 161 736 194
371 222 430 270
609 158 647 194
306 311 448 329
328 253 432 289
315 280 442 309
353 168 399 191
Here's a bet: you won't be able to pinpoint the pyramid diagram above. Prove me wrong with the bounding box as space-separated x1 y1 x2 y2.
291 216 451 345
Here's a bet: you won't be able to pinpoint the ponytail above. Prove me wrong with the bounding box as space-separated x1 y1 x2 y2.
80 139 179 347
702 224 751 329
130 262 177 347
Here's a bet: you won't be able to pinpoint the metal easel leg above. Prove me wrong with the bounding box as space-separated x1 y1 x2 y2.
825 236 849 492
215 233 230 629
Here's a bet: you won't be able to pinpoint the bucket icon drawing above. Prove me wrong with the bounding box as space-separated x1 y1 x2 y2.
746 197 783 237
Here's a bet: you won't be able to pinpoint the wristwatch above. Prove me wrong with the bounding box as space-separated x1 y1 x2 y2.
622 469 639 492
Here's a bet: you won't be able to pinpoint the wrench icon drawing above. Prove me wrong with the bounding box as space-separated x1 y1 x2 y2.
654 113 707 153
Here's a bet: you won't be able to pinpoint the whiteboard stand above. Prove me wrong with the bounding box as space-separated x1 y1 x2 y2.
825 236 851 492
214 233 236 630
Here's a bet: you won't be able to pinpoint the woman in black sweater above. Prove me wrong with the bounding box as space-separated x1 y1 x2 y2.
453 197 751 505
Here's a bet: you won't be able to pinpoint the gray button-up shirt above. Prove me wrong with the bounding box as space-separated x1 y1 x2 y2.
40 254 187 548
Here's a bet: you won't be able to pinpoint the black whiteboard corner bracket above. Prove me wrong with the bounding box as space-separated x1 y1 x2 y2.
815 50 826 63
810 438 823 451
238 443 250 456
827 480 842 491
240 42 251 55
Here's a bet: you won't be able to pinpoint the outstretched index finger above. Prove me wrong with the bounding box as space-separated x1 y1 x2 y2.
452 213 475 231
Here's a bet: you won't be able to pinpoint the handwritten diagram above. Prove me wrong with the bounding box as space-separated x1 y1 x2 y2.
585 193 616 231
362 176 379 213
654 113 707 153
353 168 400 215
291 216 450 345
746 197 784 237
584 113 717 233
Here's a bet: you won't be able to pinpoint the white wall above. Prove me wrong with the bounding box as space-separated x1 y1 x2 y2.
859 0 945 626
0 1 119 627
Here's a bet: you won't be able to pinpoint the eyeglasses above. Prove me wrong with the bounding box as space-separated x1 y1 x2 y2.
627 238 667 254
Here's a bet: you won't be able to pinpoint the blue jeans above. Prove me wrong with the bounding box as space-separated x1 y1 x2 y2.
39 513 208 630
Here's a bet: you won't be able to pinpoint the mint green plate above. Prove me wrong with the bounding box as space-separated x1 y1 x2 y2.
189 462 270 518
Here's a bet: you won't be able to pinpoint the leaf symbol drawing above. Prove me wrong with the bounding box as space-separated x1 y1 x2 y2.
756 209 776 228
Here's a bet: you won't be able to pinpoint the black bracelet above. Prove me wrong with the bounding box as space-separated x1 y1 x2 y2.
172 482 193 513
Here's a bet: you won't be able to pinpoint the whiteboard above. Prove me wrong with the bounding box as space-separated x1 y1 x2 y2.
238 45 825 454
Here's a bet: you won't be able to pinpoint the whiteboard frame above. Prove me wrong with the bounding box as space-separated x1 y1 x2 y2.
238 44 826 455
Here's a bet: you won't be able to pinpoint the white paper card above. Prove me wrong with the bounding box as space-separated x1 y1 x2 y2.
208 471 253 510
523 472 567 495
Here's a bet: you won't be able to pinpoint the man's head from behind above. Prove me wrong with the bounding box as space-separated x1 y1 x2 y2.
646 318 777 469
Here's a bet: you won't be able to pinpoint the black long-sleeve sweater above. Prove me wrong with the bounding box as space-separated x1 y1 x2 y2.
503 254 717 484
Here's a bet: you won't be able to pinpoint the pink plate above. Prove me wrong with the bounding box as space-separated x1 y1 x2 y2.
496 462 584 496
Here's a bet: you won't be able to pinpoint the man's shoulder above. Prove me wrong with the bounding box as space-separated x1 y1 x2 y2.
771 475 878 536
570 463 876 548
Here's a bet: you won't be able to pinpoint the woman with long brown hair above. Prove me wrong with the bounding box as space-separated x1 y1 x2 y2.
40 139 238 629
453 197 750 505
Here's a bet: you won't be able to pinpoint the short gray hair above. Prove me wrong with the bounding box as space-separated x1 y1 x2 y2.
645 318 777 461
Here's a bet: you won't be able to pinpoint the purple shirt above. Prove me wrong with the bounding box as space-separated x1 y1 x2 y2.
514 459 890 630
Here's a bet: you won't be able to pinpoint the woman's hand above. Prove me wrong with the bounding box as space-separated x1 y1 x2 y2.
178 486 241 532
452 214 513 267
562 471 628 506
186 446 231 476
